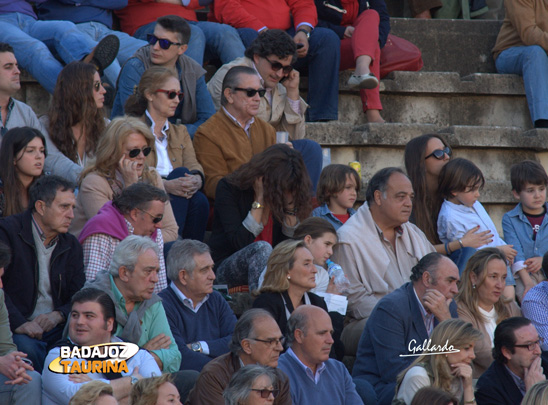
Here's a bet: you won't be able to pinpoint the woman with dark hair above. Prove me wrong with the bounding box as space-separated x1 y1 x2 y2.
404 134 491 271
43 61 107 183
125 66 209 241
209 144 312 291
0 127 46 217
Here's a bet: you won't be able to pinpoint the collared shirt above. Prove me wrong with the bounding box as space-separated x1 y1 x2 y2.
0 98 15 134
286 347 326 384
413 287 435 336
312 203 356 230
522 281 548 350
82 219 167 292
31 213 59 248
146 110 173 177
109 275 181 372
505 365 527 396
222 106 255 137
374 223 415 281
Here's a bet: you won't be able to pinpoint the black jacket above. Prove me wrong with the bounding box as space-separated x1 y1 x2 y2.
0 210 85 331
476 361 524 405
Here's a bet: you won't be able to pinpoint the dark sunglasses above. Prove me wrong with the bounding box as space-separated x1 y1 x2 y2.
138 208 163 224
147 34 182 50
425 146 452 160
128 146 152 158
250 388 279 399
93 81 103 92
233 87 266 97
264 56 293 74
155 89 184 101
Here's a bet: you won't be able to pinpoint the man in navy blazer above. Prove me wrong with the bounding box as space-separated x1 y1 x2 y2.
352 252 460 405
476 317 546 405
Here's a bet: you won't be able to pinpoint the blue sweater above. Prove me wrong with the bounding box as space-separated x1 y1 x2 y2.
278 351 364 404
159 286 237 372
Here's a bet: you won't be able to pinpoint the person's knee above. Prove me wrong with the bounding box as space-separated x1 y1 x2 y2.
190 25 206 46
250 241 273 257
168 166 191 180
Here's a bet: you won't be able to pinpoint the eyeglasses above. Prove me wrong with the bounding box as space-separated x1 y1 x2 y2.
514 338 544 351
127 146 152 158
146 34 182 49
425 146 452 160
155 89 184 101
93 81 103 92
264 56 293 74
250 388 279 399
232 87 266 98
138 208 163 224
248 337 286 347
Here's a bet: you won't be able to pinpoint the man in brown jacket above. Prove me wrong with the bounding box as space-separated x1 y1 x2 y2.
187 308 292 404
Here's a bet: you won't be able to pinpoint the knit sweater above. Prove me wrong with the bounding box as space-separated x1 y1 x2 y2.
159 286 237 372
278 351 363 404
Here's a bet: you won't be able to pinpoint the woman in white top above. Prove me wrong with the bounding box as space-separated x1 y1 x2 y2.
395 319 482 405
456 248 521 378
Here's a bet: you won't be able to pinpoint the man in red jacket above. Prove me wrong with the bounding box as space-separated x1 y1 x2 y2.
212 0 340 122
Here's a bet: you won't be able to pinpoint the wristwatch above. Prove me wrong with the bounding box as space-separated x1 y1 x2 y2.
191 342 202 353
297 28 310 39
252 201 263 210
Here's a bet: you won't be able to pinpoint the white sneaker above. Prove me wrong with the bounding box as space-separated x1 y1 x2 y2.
347 73 379 89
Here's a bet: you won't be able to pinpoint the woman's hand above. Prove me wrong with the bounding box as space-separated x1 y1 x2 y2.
164 174 201 199
451 362 473 387
344 26 355 38
461 225 493 248
118 155 140 186
253 176 265 203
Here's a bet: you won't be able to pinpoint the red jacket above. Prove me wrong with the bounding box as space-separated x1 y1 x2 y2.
115 0 203 36
212 0 318 31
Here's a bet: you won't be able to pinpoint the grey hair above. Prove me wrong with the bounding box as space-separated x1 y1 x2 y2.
109 235 159 278
286 308 309 346
166 239 211 282
409 252 446 283
230 309 273 355
365 167 407 205
223 365 278 405
220 66 259 107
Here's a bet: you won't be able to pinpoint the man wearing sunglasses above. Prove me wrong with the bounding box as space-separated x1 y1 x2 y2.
112 15 216 138
79 183 170 293
188 308 292 404
278 305 363 404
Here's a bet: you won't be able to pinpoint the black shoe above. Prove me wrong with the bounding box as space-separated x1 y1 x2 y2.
535 119 548 128
83 34 119 74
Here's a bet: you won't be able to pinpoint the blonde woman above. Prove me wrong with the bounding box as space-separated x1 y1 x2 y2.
456 248 521 378
70 116 178 245
394 319 482 405
69 381 117 405
130 374 181 405
521 381 548 405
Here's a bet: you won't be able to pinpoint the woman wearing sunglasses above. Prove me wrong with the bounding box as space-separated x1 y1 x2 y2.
223 365 279 405
315 0 390 123
41 62 107 184
70 116 179 243
125 66 209 241
405 134 491 271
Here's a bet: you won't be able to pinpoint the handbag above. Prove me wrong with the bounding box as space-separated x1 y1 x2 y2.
380 34 424 79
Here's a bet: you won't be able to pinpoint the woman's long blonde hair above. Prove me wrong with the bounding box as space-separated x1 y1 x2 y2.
396 319 482 393
80 116 155 184
260 239 308 294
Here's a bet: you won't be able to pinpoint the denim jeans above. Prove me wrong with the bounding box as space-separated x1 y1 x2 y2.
0 370 41 405
238 27 340 121
134 20 245 66
0 12 93 93
166 167 210 241
496 45 548 124
76 21 147 87
292 139 322 193
12 324 64 373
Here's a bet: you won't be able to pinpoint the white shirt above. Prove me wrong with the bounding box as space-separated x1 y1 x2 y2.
146 110 172 177
479 306 498 347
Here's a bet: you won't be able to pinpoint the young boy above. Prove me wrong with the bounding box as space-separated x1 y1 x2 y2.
312 164 359 230
503 160 548 300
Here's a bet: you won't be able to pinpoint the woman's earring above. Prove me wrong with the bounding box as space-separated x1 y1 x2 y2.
287 276 291 280
473 284 476 289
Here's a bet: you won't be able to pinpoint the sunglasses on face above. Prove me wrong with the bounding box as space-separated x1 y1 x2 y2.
425 146 452 160
155 89 184 101
233 87 266 97
127 146 152 158
93 81 103 92
146 34 182 50
250 389 279 399
138 208 163 224
264 56 293 74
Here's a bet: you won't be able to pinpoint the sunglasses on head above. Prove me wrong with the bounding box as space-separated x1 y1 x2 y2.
425 146 452 160
250 388 279 399
146 34 182 50
233 87 266 97
264 56 293 74
128 146 152 158
155 89 184 101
